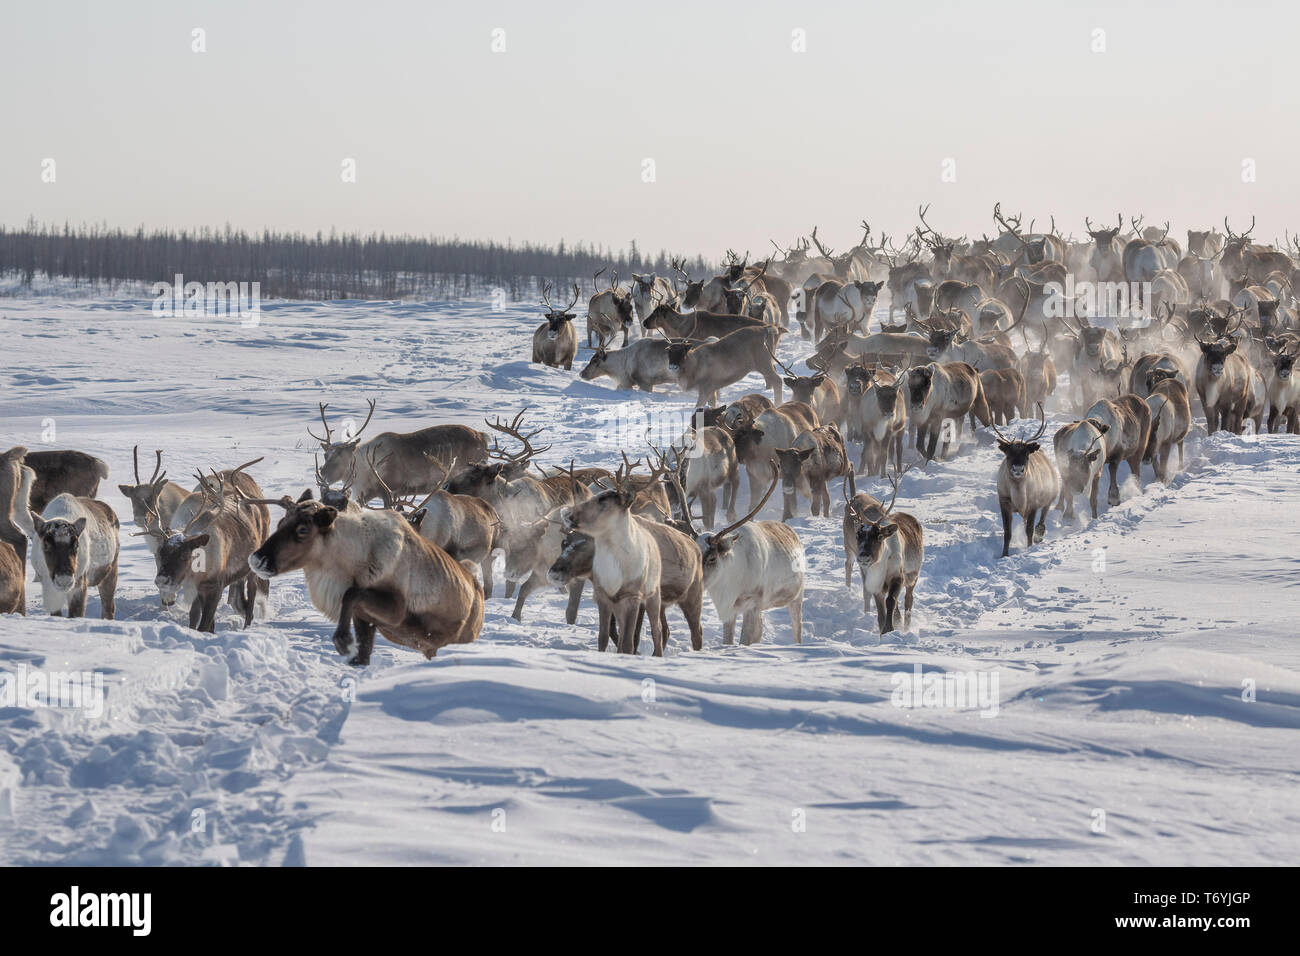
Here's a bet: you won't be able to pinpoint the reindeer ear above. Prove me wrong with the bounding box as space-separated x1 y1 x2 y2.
1087 419 1109 434
783 377 797 387
314 506 338 529
31 512 45 535
1026 442 1040 454
118 484 133 496
997 441 1012 453
187 533 210 549
72 517 87 536
879 523 898 538
298 488 315 502
715 532 738 553
409 508 427 530
797 447 815 461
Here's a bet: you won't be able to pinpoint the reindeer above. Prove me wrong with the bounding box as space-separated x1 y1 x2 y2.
134 466 270 631
311 399 489 505
1084 395 1153 505
1085 214 1127 282
1144 370 1192 481
665 326 786 407
630 271 679 325
587 268 635 347
681 474 805 645
560 481 667 656
718 394 777 431
854 367 907 477
1052 418 1108 521
532 282 580 370
443 410 586 596
980 368 1027 425
642 302 766 341
768 343 840 423
992 406 1059 557
368 454 503 598
840 474 882 591
21 449 110 514
1265 344 1300 433
0 450 31 614
17 478 119 619
906 361 991 461
117 446 188 557
854 465 923 633
1193 314 1255 433
1019 335 1059 409
725 401 819 510
579 332 675 392
248 491 483 665
662 421 740 530
773 423 850 518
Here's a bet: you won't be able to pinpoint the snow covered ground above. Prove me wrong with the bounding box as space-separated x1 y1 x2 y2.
0 294 1297 865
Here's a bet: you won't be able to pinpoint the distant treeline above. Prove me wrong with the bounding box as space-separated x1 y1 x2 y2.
0 221 714 301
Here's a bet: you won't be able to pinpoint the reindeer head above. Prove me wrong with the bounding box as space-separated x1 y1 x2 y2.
118 446 173 531
844 364 875 396
30 513 87 592
906 365 935 410
992 405 1048 480
772 446 815 496
247 490 336 579
540 282 580 339
1086 214 1123 250
664 339 699 374
1080 326 1109 359
309 399 376 485
446 409 549 497
1062 420 1107 486
1196 311 1243 376
693 472 777 585
1272 349 1297 380
547 529 595 589
854 463 910 569
923 326 957 360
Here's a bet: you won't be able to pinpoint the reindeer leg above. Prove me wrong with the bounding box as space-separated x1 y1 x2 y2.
885 579 902 633
788 598 803 645
740 607 764 646
904 582 915 628
98 561 117 620
1106 460 1120 506
510 571 541 622
874 594 887 633
480 555 494 599
615 599 639 655
645 592 665 657
564 580 583 625
722 615 736 645
68 586 87 619
351 618 376 666
1000 497 1013 558
684 582 704 652
1024 509 1036 548
631 604 644 655
197 587 220 633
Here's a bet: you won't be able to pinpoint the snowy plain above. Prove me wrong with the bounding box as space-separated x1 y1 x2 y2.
0 292 1297 866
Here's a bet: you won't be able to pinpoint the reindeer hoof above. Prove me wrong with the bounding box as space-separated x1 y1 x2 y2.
1107 490 1120 506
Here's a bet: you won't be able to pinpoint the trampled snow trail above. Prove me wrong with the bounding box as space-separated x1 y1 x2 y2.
0 295 1297 865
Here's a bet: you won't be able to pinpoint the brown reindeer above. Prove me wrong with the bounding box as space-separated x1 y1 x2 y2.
139 467 270 632
532 282 580 370
248 491 483 666
773 424 851 518
311 399 489 505
21 449 110 514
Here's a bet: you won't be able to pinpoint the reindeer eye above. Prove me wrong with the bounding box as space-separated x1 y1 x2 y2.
295 524 311 540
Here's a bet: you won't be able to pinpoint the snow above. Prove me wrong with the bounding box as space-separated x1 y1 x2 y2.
0 294 1297 865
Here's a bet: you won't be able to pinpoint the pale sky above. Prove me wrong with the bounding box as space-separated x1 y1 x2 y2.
1 0 1293 258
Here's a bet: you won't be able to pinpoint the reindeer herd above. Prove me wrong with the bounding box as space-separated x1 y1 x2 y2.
1 205 1297 662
